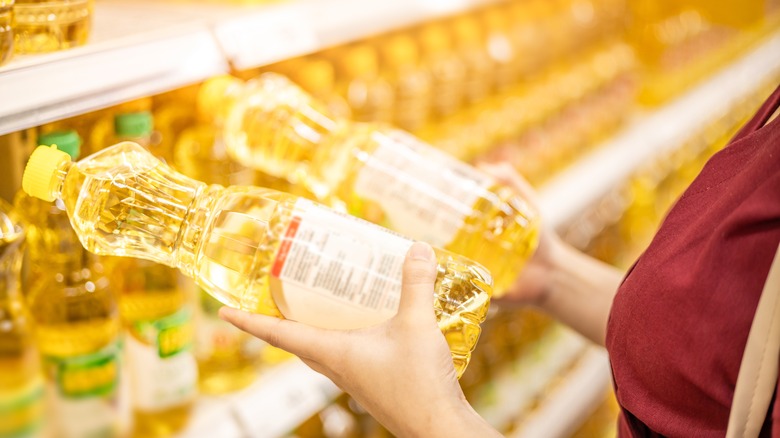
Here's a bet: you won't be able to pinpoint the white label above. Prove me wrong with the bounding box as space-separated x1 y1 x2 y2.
270 200 413 330
353 129 494 246
126 309 198 412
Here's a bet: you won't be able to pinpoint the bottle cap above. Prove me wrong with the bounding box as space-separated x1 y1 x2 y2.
419 23 452 54
38 130 82 159
452 16 483 45
340 45 378 77
22 145 72 202
115 111 154 138
382 35 419 67
293 59 335 94
198 75 244 121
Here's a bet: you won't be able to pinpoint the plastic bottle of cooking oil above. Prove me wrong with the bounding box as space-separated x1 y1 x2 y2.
13 0 93 54
417 22 467 120
112 257 197 437
333 44 395 123
0 0 12 66
199 73 539 296
481 6 520 92
450 15 493 105
291 58 352 120
16 139 126 437
174 121 265 395
379 34 433 133
105 111 197 436
88 97 154 155
23 142 494 376
0 200 44 438
153 85 201 160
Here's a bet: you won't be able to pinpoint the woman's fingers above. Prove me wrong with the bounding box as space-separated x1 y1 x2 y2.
218 307 339 361
397 242 439 322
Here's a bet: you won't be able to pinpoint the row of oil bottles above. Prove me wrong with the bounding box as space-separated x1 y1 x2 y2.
0 122 292 438
283 75 780 438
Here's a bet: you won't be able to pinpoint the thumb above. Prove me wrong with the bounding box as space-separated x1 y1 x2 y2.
397 242 439 320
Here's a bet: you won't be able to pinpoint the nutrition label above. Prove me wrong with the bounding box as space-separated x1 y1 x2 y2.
270 199 414 330
352 129 495 246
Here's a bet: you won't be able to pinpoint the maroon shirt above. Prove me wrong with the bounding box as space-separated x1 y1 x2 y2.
607 83 780 437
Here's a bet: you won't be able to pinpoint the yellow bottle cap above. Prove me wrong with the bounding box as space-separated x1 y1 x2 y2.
419 23 452 54
293 58 335 94
382 34 419 67
22 145 72 202
452 16 483 45
197 75 244 121
339 45 378 78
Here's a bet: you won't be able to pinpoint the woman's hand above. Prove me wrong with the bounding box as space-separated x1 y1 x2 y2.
219 242 501 438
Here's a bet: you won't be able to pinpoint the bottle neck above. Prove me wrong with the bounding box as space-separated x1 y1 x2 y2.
173 184 220 279
50 160 73 202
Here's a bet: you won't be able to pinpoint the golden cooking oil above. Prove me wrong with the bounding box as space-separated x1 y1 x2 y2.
13 0 93 54
23 142 494 376
174 121 265 395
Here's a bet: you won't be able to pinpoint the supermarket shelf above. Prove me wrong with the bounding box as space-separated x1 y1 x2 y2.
472 326 591 431
178 359 341 438
538 30 780 228
510 348 611 438
0 0 496 136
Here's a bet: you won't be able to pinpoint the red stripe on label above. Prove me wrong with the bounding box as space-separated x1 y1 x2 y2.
272 216 301 278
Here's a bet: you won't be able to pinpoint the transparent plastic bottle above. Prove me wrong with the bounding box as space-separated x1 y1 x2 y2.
14 130 129 438
0 200 44 438
199 73 539 296
481 6 521 92
417 22 467 120
379 34 433 133
108 112 197 436
0 0 12 66
449 15 493 105
333 44 395 123
174 122 265 395
22 143 493 376
13 0 93 54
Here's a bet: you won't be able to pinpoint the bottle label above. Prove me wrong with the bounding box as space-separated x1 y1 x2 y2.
0 377 44 438
270 199 413 330
352 129 494 246
195 287 265 359
43 339 122 438
126 308 197 412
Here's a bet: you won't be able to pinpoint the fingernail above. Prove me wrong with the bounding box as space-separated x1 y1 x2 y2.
409 242 435 261
218 307 233 321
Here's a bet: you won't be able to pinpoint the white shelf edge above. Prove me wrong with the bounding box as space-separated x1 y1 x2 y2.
539 30 780 228
509 348 611 438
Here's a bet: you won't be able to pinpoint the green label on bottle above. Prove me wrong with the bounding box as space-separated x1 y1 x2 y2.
132 307 193 359
44 340 121 399
0 377 45 438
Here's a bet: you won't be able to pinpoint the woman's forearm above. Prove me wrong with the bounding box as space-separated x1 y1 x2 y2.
537 241 624 346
